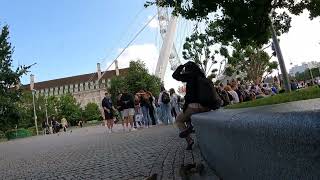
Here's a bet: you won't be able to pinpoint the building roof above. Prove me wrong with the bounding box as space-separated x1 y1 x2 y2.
23 68 128 90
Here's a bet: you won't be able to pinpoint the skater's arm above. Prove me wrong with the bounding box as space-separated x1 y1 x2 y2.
172 65 193 82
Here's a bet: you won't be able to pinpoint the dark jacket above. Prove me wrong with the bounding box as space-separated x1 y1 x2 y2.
102 97 112 112
140 96 150 108
172 63 205 110
120 93 134 109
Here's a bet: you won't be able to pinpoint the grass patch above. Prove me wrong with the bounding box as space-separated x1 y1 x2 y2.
226 86 320 109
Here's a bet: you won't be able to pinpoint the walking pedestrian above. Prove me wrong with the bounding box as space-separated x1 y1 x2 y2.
158 86 172 125
116 93 125 131
146 91 157 126
120 90 135 132
42 120 48 135
61 117 68 132
138 90 152 128
169 88 180 120
102 92 114 133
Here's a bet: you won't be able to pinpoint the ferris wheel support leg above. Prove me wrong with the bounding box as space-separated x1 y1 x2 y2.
155 16 178 82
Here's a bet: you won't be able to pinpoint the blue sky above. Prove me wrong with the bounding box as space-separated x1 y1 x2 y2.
0 0 159 84
1 1 320 87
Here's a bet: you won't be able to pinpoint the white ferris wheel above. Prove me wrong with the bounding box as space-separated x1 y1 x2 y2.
155 6 182 81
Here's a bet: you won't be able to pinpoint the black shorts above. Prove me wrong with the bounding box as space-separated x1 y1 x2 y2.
104 111 114 120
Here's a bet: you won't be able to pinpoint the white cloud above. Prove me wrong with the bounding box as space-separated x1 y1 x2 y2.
107 43 183 92
108 43 158 73
148 16 159 29
279 11 320 69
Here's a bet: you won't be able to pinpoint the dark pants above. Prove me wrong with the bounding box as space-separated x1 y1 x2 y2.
171 107 177 118
133 115 137 128
149 106 156 125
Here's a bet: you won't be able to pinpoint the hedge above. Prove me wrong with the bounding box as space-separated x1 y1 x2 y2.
5 128 32 140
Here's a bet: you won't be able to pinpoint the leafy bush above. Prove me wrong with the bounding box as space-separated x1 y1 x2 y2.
5 128 32 140
27 126 38 136
83 103 101 122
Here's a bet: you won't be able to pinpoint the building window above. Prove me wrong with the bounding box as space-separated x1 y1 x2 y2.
74 84 78 92
107 79 111 88
79 83 84 91
85 82 89 91
90 82 94 90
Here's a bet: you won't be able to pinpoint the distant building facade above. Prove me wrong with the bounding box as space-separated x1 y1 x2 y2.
26 63 127 109
289 61 320 76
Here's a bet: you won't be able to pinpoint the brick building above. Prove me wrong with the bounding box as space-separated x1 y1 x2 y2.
26 63 127 108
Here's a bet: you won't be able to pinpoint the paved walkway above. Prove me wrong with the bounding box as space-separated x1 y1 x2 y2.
0 125 218 180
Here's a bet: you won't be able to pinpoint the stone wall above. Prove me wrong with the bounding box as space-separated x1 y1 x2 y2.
192 98 320 180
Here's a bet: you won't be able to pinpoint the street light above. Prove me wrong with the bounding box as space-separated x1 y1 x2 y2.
32 89 39 135
269 0 291 92
45 96 49 134
308 64 315 85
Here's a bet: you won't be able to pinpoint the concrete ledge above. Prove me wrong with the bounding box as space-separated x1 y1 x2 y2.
192 98 320 180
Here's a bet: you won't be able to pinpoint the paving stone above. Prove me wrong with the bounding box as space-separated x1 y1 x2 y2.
0 125 218 180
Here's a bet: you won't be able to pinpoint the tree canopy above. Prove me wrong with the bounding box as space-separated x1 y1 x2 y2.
83 103 101 122
220 41 278 83
294 67 320 82
0 25 30 132
109 60 161 100
182 31 218 79
146 0 320 45
57 94 82 126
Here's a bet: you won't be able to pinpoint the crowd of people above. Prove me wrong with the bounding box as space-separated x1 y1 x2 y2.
101 87 183 133
216 76 319 107
216 79 280 106
42 61 318 151
41 115 69 135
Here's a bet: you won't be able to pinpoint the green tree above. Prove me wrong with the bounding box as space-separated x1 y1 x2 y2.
110 60 161 98
57 94 82 126
220 41 278 83
0 25 30 132
83 103 101 122
147 0 320 46
47 95 60 117
125 60 161 95
109 76 127 103
295 67 320 82
182 31 218 79
16 91 34 128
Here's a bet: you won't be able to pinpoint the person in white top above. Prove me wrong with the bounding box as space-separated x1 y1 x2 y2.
61 117 68 132
224 85 239 104
169 88 180 120
158 86 173 125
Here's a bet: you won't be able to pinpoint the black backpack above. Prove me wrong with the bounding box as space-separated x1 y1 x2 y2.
197 77 221 110
161 92 170 104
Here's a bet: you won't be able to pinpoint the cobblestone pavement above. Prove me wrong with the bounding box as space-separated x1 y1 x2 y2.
0 125 218 180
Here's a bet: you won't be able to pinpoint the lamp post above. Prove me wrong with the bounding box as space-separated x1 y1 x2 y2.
308 64 315 85
32 89 39 135
45 97 49 134
270 23 291 92
269 0 291 92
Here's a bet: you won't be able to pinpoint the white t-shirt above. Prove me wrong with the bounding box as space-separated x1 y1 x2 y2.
228 90 239 104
